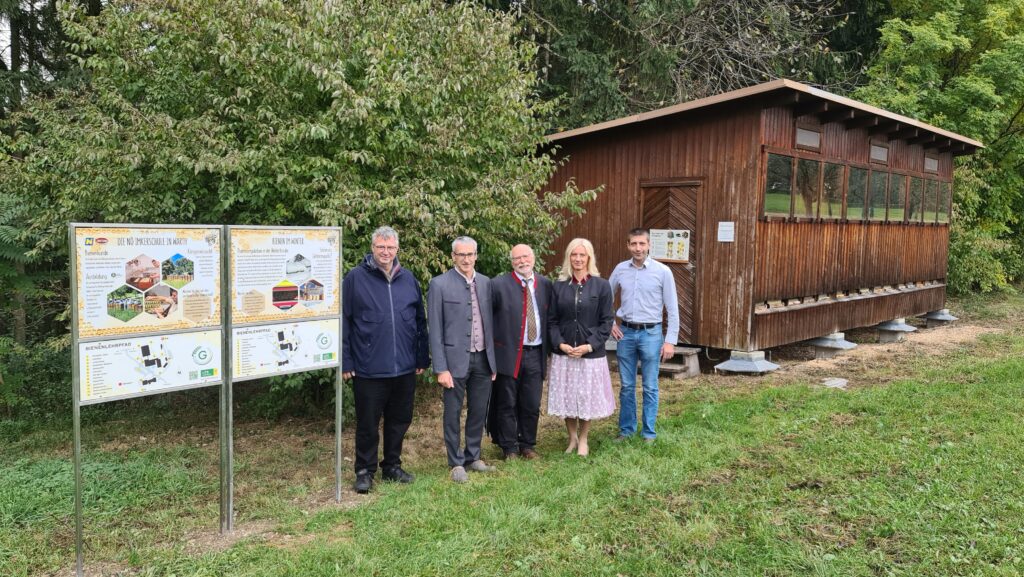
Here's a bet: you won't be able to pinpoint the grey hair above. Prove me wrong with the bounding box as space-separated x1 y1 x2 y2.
452 236 478 252
372 226 399 246
508 244 534 260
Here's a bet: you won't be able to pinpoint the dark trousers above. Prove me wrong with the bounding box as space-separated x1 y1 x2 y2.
353 373 416 474
493 347 544 454
443 351 492 468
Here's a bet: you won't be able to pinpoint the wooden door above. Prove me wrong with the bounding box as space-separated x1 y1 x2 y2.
641 183 700 344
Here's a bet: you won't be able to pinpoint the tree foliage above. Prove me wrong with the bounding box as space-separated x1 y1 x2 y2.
0 0 594 416
474 0 857 131
855 0 1024 292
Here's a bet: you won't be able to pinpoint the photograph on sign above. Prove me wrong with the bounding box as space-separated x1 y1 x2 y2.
75 227 221 339
230 228 340 324
232 318 340 381
649 229 691 263
78 330 222 404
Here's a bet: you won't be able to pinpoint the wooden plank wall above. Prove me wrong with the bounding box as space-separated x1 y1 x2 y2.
753 222 949 300
544 102 762 351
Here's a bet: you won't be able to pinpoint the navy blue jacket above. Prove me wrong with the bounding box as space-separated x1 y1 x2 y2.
342 254 429 378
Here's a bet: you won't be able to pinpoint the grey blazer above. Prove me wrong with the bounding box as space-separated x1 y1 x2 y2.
427 268 497 379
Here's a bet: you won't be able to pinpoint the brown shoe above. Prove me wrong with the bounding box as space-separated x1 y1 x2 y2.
521 448 540 460
503 451 520 461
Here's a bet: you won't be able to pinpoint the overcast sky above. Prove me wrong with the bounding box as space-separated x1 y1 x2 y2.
1 19 10 69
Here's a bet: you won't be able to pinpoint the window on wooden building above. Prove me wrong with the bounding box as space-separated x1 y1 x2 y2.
924 179 940 223
821 163 844 219
847 167 868 220
867 170 887 221
924 155 939 173
794 159 821 218
908 177 924 222
888 174 907 222
937 182 951 224
870 143 889 164
765 153 794 217
796 127 821 151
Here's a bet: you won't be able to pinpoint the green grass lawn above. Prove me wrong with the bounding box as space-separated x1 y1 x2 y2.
106 307 141 322
163 278 191 289
4 294 1024 576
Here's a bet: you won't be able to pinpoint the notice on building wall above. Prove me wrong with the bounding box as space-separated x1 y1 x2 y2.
74 227 221 339
649 229 691 263
230 228 340 325
232 318 339 381
717 222 736 242
78 330 222 405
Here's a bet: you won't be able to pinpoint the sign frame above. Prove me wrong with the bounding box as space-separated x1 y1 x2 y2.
223 225 346 518
69 223 345 577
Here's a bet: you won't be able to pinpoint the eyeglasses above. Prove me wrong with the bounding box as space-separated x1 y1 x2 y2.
373 245 399 253
453 252 477 259
511 254 532 262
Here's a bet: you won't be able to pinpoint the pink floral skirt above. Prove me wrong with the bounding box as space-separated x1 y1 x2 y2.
547 354 615 420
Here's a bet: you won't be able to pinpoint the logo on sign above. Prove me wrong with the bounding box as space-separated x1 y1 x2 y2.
316 332 333 350
84 238 94 246
192 346 213 365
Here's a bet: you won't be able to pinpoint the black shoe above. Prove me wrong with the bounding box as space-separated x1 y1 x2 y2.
381 466 415 484
353 469 374 494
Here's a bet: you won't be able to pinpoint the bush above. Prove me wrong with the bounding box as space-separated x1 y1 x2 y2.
0 336 71 420
947 223 1019 295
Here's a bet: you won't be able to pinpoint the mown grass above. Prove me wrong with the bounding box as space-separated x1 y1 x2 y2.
3 292 1024 576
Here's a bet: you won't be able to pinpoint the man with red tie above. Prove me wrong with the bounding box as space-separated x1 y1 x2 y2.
490 244 552 460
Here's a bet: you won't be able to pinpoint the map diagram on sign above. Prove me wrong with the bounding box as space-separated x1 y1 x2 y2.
78 330 222 405
232 319 339 381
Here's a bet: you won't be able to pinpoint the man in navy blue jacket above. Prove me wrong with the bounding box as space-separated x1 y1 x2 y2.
342 226 429 494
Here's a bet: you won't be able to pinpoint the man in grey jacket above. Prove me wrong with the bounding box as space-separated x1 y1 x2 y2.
428 236 498 483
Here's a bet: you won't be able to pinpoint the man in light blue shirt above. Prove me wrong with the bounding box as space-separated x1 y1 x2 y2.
609 228 679 441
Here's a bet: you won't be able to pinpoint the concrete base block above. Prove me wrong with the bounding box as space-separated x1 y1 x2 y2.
714 350 780 375
875 318 916 343
805 332 857 359
923 309 958 329
609 345 702 380
667 346 702 380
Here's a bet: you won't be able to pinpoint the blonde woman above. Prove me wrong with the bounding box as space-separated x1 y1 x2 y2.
547 238 615 456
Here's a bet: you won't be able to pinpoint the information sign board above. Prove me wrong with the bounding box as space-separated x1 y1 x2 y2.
78 330 222 405
232 318 340 381
650 228 691 263
74 226 221 339
229 228 340 324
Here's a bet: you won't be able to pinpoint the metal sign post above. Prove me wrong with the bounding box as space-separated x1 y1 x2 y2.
335 229 344 502
220 226 234 532
69 226 84 577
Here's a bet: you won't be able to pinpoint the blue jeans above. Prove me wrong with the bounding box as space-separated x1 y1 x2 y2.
616 324 662 439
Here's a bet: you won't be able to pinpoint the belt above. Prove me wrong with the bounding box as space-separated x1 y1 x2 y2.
522 344 542 350
621 321 659 330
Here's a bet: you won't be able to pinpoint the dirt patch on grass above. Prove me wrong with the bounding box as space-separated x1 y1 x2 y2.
53 561 140 577
181 519 277 555
687 322 1003 392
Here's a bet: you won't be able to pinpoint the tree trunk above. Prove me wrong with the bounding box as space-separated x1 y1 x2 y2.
10 7 23 108
13 261 27 345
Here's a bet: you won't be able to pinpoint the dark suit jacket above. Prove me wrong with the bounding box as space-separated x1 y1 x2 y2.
491 272 552 378
549 276 614 359
427 268 496 379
